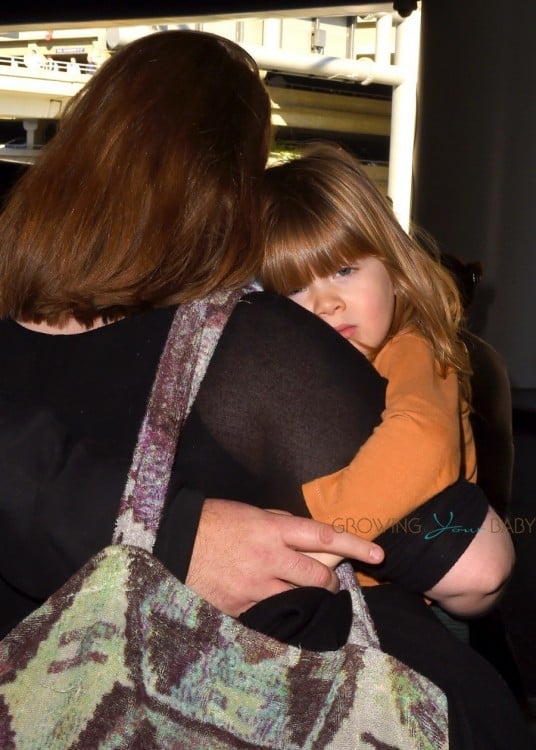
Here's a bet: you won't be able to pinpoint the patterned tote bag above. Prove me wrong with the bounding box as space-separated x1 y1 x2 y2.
0 288 448 749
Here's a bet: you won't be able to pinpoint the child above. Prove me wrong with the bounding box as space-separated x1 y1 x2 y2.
259 142 477 588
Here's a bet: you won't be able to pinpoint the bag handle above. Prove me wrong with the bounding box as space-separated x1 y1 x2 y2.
113 287 249 550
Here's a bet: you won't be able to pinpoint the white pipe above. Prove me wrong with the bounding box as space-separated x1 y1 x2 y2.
262 18 282 49
387 8 421 231
375 13 392 67
243 44 405 86
22 118 38 148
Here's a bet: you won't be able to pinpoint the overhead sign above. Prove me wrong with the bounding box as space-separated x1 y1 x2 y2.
55 46 86 54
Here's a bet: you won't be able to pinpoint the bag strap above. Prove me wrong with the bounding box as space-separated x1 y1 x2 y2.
112 287 249 551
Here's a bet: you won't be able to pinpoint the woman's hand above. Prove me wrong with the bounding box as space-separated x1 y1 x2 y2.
186 498 384 617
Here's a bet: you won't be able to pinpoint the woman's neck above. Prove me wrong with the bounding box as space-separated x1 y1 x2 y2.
15 317 109 335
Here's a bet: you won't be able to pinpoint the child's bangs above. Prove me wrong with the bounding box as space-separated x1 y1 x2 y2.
264 222 363 295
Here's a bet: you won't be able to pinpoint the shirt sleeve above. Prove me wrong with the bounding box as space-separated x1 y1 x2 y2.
153 483 205 581
303 331 464 540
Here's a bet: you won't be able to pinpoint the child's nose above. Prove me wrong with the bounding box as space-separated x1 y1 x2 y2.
314 291 343 317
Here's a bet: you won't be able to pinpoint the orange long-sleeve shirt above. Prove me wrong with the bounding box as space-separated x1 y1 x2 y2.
303 330 476 586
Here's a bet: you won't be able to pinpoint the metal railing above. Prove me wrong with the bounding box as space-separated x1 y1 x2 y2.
0 54 95 77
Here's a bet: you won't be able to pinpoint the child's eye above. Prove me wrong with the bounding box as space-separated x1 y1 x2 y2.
335 266 356 278
288 286 306 297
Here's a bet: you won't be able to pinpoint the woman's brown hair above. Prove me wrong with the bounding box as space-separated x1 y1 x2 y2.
0 30 272 326
260 142 471 399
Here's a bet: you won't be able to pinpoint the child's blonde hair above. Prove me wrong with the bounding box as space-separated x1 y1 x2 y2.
260 142 471 400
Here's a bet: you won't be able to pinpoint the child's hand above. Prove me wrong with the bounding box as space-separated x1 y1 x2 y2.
302 551 344 569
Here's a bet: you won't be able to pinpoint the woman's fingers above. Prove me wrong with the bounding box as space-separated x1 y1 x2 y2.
276 512 384 562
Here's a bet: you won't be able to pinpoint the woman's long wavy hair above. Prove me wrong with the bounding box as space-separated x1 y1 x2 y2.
0 30 272 326
260 142 471 400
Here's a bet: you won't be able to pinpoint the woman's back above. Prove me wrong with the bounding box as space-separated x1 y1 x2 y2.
0 291 385 630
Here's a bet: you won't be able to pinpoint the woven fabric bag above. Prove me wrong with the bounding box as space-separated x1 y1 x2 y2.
0 288 448 749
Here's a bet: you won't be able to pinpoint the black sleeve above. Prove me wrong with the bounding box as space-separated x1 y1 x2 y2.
354 479 490 591
153 482 205 582
177 291 388 515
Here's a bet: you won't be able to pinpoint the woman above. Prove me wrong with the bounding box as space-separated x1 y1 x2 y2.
0 31 532 748
0 28 380 638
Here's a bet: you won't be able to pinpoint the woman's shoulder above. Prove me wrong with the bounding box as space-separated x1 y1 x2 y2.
229 290 322 351
233 291 381 370
237 290 316 327
234 290 359 350
219 290 386 402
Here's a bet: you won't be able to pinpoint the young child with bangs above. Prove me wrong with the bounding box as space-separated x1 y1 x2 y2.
259 142 479 590
251 143 535 749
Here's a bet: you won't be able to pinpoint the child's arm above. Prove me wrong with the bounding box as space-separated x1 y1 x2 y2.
303 331 472 539
424 506 514 616
305 505 514 617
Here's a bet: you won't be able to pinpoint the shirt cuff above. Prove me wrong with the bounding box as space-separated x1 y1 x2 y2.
153 486 206 581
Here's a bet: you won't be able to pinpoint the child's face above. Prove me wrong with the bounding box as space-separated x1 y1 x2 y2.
289 256 395 357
